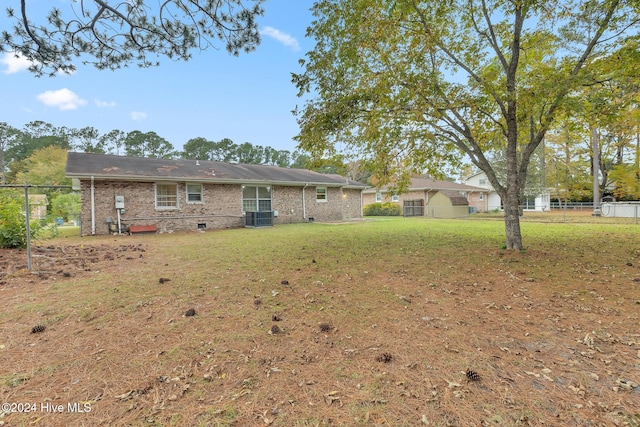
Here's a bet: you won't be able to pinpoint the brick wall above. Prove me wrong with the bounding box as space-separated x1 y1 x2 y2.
272 186 306 224
273 186 362 223
80 180 244 235
306 186 343 221
467 192 488 212
80 180 363 235
341 188 363 220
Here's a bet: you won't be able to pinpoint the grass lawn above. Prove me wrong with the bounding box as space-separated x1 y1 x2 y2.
0 216 638 426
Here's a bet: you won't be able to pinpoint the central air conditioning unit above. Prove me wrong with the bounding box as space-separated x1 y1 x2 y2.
245 211 274 227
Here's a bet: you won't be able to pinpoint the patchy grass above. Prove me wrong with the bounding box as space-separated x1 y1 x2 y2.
0 215 639 426
55 225 81 238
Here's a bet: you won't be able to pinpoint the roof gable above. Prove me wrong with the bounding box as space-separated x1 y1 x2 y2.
65 152 367 188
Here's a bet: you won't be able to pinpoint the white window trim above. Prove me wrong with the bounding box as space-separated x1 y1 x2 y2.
242 185 272 212
391 194 399 203
375 193 382 202
316 187 327 202
186 183 204 204
155 182 179 210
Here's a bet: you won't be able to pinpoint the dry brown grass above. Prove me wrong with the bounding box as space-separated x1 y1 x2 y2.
0 215 639 426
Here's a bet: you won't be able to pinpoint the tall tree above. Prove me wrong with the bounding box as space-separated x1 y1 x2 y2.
212 138 239 162
294 0 638 249
15 145 70 186
545 122 593 203
124 130 175 158
0 122 21 185
6 121 70 178
99 129 127 155
1 0 264 76
235 142 264 164
289 151 311 169
68 126 105 153
182 137 216 160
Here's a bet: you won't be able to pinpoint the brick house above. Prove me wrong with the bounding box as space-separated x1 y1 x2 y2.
65 152 368 235
362 177 488 217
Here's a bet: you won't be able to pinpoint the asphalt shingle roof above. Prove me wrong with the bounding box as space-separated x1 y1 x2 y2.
362 176 485 193
440 190 470 206
65 152 368 188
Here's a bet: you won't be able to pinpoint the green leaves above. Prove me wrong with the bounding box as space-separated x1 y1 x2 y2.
1 0 264 76
295 0 638 249
0 190 41 249
124 131 175 159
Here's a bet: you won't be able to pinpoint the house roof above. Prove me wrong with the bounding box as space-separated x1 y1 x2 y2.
439 190 469 206
65 152 368 188
362 176 486 193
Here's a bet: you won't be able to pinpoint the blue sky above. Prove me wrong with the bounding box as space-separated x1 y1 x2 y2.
0 1 315 153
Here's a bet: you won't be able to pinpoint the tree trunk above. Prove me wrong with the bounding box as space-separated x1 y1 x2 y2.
0 148 5 185
591 126 601 216
503 181 524 250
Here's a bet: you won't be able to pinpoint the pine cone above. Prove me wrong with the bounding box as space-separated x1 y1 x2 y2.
466 369 481 382
376 352 393 363
31 325 46 334
270 325 281 334
319 323 332 332
185 308 196 317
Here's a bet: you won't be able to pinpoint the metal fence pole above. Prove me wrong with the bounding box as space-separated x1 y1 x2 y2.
23 185 32 271
2 184 73 272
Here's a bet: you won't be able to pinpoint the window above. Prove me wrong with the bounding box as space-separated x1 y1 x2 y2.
391 195 399 203
479 179 486 185
375 193 382 202
243 186 272 212
156 183 177 209
316 187 327 202
479 192 484 201
186 183 203 203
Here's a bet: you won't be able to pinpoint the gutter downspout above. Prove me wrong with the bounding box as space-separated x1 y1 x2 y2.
302 183 308 219
91 176 96 235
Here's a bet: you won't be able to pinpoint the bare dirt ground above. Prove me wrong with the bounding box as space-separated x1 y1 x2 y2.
0 218 639 427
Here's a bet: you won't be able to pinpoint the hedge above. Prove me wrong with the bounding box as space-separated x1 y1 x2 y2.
363 202 402 216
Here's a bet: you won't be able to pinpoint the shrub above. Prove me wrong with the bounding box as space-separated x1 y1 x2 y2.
51 192 81 221
0 190 43 248
363 202 402 216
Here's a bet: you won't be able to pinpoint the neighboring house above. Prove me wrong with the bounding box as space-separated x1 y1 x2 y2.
29 194 48 220
362 177 488 218
65 152 368 236
464 171 551 212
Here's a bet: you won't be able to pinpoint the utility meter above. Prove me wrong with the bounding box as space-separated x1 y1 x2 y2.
115 195 125 209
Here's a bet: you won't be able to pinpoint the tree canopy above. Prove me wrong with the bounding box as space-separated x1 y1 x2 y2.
1 0 264 76
294 0 640 249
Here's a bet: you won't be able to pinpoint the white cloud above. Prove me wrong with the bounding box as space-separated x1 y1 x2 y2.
0 52 33 74
37 88 87 110
95 99 116 107
261 26 300 51
130 111 148 121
